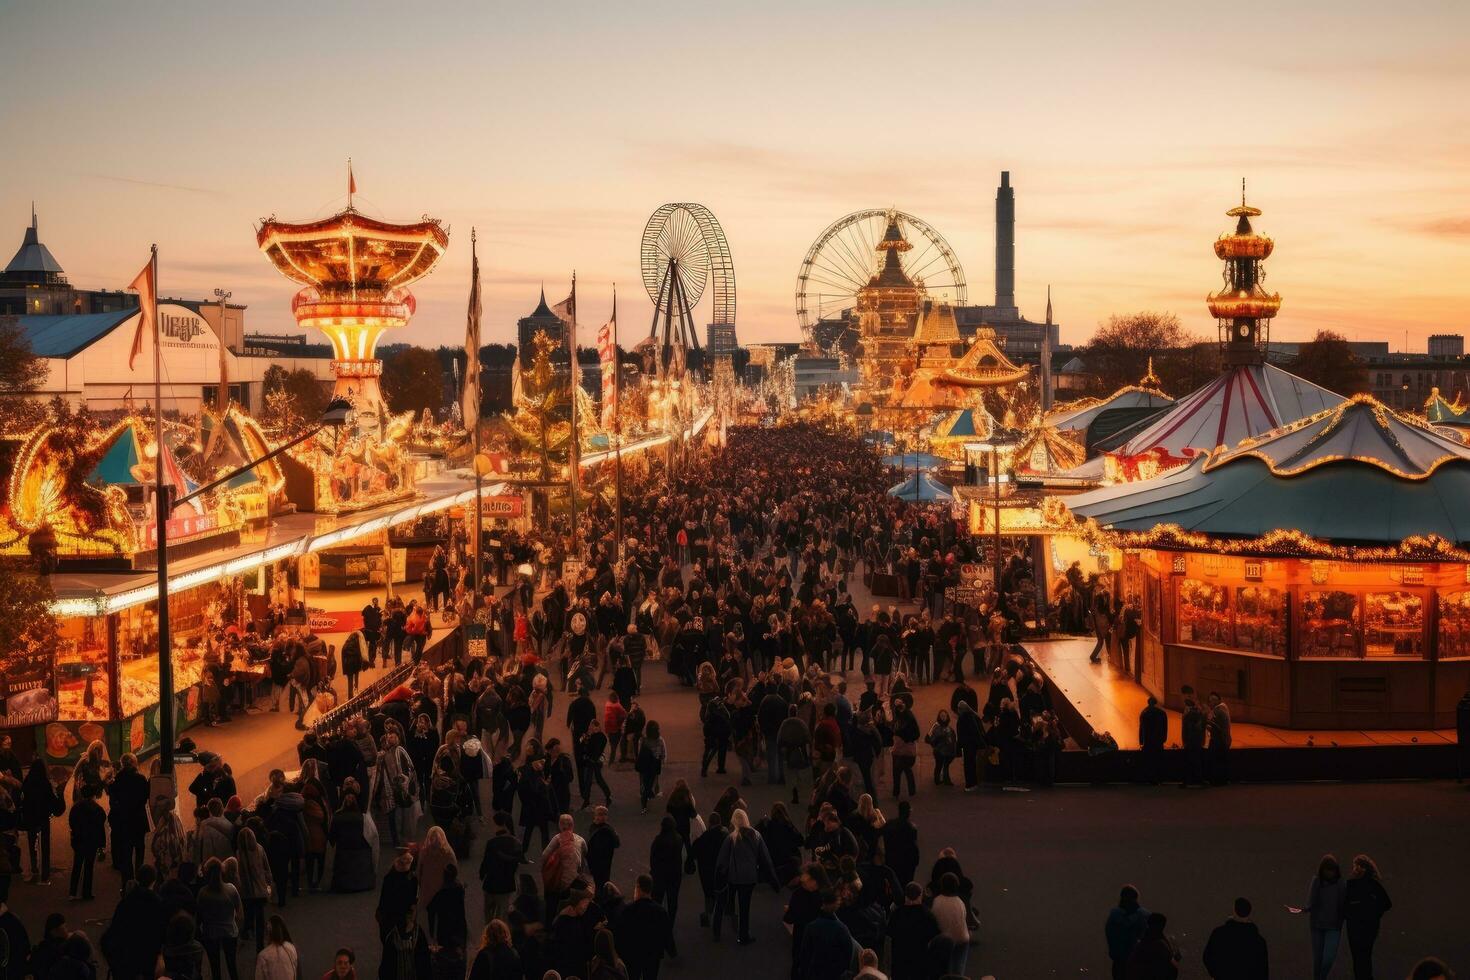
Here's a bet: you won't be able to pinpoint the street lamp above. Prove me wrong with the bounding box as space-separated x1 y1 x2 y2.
155 398 352 783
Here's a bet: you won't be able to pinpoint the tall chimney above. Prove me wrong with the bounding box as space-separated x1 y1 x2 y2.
995 171 1015 310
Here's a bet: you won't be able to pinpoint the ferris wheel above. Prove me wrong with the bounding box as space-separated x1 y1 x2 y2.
640 203 735 376
795 209 967 349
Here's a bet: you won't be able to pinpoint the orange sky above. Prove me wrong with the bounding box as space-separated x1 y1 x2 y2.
2 1 1467 350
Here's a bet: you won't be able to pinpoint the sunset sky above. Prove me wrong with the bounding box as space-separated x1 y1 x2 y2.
2 0 1467 350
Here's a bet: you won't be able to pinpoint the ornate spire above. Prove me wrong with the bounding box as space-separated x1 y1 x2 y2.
1208 181 1279 366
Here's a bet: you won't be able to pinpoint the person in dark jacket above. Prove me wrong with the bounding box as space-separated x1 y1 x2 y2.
375 850 419 942
1104 885 1149 980
20 757 61 883
467 919 521 980
1343 855 1392 980
1202 897 1270 980
796 892 858 980
585 805 621 892
878 800 921 889
886 882 940 980
341 630 366 699
479 812 522 922
1138 698 1169 784
67 785 106 901
615 874 672 980
101 864 166 979
715 810 778 945
1181 698 1207 788
955 701 986 792
106 753 151 890
648 817 685 956
379 907 431 980
1127 912 1180 980
689 811 726 931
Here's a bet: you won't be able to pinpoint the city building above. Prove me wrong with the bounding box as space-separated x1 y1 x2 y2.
1 210 138 316
1428 334 1464 358
517 288 569 369
706 321 737 355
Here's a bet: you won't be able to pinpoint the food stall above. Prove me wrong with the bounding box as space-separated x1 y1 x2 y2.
1066 396 1470 729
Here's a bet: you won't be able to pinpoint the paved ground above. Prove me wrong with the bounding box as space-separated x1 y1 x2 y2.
10 577 1470 978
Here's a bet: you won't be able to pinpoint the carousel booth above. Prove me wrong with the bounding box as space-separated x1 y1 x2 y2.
1064 396 1470 730
0 411 271 765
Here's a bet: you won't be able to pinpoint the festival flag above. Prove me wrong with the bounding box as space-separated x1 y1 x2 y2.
461 231 482 428
127 253 156 371
510 354 524 406
348 158 356 204
597 296 617 430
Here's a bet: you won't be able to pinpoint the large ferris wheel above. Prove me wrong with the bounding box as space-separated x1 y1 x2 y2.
795 209 967 349
640 203 735 376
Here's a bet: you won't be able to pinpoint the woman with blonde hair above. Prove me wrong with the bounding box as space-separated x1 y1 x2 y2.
416 824 458 908
715 808 777 945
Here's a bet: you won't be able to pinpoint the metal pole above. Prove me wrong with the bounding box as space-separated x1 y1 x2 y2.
992 445 1002 596
471 233 483 605
613 290 623 560
568 273 580 559
152 246 175 778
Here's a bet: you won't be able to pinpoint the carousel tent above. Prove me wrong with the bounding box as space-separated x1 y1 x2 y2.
888 471 954 502
1065 396 1470 545
1423 387 1470 429
1110 362 1343 465
1047 386 1175 446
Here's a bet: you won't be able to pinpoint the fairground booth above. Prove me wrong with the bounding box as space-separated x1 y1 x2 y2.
1063 395 1470 730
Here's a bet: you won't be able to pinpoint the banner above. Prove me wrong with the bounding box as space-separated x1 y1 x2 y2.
597 304 617 430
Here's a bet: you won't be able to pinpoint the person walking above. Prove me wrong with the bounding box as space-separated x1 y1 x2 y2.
1343 854 1392 980
586 804 621 893
1138 696 1168 784
540 813 591 918
1181 697 1207 788
1203 897 1270 980
254 916 299 980
1292 854 1347 980
196 857 244 980
716 808 779 945
467 920 521 980
1104 884 1149 980
615 874 673 980
478 811 521 923
20 756 60 884
1127 912 1181 980
341 629 367 699
1206 692 1233 785
66 784 106 901
931 872 971 977
648 816 686 954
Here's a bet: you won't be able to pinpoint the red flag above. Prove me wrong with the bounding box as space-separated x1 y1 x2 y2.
349 161 356 197
128 254 155 371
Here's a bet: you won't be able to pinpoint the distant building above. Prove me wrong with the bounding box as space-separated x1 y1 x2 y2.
516 289 568 368
706 322 737 355
793 354 857 401
1 209 139 316
1364 354 1470 411
1429 334 1464 358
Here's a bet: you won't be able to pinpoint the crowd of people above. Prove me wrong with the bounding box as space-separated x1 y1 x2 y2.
0 423 1456 980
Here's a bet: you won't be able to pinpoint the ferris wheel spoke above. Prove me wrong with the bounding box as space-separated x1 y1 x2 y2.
808 262 864 294
828 232 873 286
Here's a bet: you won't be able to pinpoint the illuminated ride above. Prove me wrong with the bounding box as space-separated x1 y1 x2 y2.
257 206 448 420
796 209 966 353
639 203 734 379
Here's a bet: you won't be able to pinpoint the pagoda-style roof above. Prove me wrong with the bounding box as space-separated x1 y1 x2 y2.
939 327 1029 387
256 207 448 290
1065 396 1470 551
912 302 961 346
1424 387 1470 428
3 210 65 282
1111 362 1342 465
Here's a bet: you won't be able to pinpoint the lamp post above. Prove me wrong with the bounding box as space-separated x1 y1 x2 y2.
154 398 352 782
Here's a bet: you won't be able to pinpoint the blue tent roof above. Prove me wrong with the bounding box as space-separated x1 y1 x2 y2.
17 309 137 358
887 472 954 501
862 430 896 445
86 425 144 486
942 409 980 437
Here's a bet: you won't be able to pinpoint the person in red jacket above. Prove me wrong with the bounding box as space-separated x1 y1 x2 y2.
813 703 844 782
603 691 628 763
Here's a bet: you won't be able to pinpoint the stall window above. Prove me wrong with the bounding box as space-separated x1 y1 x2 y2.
1232 586 1287 656
1364 591 1425 658
1144 575 1161 638
117 595 211 719
1175 578 1230 648
1300 590 1362 658
55 616 110 721
1438 590 1470 659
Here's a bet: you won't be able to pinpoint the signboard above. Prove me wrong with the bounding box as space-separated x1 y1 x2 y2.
481 494 524 519
945 586 986 605
1244 561 1263 582
1171 554 1187 576
306 610 365 634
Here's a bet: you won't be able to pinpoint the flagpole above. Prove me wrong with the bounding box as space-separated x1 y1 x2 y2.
568 272 580 559
470 230 483 606
613 285 623 561
151 244 176 780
